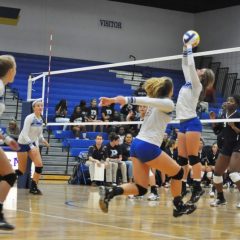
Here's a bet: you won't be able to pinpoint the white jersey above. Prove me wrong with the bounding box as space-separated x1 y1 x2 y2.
0 80 6 115
18 113 45 145
176 45 202 120
126 97 174 147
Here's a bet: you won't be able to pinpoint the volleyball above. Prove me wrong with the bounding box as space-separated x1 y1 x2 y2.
183 30 200 48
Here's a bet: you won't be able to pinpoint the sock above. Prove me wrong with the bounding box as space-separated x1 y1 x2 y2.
173 196 182 207
151 185 158 195
217 192 225 200
193 180 201 191
182 181 186 193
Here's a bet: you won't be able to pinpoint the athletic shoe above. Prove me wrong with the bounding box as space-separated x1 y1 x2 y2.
0 214 14 230
147 193 159 201
187 189 205 204
210 198 227 207
236 202 240 209
29 180 43 195
128 195 143 200
99 186 113 213
209 191 215 198
173 201 197 217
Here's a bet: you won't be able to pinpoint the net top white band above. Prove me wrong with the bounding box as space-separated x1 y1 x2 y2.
30 46 240 81
46 118 240 126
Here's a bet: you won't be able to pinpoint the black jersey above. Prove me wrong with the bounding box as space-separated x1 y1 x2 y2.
105 143 122 159
207 151 219 166
222 111 240 143
88 144 107 161
121 142 131 161
88 106 98 120
101 106 114 121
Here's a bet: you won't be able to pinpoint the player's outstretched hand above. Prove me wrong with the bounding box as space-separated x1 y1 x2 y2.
99 96 126 107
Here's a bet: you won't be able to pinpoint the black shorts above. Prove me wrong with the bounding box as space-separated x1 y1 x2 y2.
220 141 240 157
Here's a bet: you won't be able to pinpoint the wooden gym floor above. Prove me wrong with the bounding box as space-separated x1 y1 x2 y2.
1 182 240 240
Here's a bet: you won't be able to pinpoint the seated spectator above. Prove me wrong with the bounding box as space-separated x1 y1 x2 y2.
101 103 114 122
121 133 133 182
105 132 127 185
55 99 70 130
70 106 87 139
126 105 147 137
79 100 89 121
133 82 146 96
161 132 170 150
120 104 135 121
85 134 114 186
6 119 20 141
87 98 102 132
117 126 126 144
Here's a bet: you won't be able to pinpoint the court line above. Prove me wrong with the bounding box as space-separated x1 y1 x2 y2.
17 209 192 240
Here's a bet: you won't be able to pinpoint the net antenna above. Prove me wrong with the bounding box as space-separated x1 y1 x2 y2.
27 46 240 125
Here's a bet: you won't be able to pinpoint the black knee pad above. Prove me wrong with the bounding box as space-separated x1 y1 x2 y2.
136 184 148 196
2 173 17 187
35 166 43 174
177 156 188 166
171 167 184 180
188 155 200 166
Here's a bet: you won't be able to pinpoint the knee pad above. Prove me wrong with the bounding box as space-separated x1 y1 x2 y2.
213 175 223 184
136 184 148 196
188 155 200 166
2 173 17 187
171 167 184 180
229 172 240 183
177 156 188 166
35 166 43 174
206 172 213 179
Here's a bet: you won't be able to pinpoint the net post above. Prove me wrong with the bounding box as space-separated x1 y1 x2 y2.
27 74 33 100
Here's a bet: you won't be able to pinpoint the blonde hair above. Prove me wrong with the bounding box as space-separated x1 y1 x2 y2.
199 68 215 100
144 77 173 98
0 55 16 78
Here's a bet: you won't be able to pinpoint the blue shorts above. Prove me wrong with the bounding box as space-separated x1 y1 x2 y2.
179 117 202 133
18 142 36 152
130 138 162 163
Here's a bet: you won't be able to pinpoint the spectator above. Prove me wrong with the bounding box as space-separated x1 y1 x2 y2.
133 82 147 96
105 132 127 185
55 99 70 130
121 133 133 182
87 98 102 132
70 106 86 139
85 135 114 186
6 119 20 141
117 126 126 144
79 100 89 121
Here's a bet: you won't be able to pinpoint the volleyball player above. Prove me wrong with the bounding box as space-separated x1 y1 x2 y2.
210 95 240 207
16 100 50 195
176 44 215 203
0 55 19 230
98 77 196 217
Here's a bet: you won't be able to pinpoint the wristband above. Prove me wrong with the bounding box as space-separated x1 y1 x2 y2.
29 143 35 149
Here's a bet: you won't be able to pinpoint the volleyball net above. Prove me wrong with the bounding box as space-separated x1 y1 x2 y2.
27 45 240 137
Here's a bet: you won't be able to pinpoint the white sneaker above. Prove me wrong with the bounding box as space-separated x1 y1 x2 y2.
210 198 227 207
236 202 240 208
209 191 215 198
147 193 159 201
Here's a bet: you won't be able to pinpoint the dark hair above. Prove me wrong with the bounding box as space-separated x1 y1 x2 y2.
232 95 240 107
79 100 87 107
109 132 119 142
56 99 67 109
95 134 103 139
